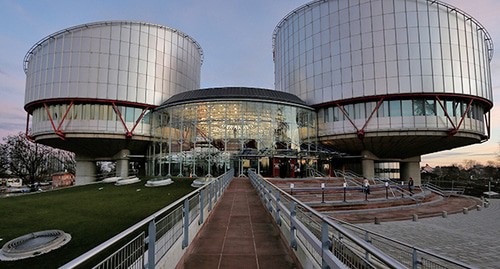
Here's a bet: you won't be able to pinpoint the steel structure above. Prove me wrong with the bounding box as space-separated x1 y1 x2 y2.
273 0 494 182
23 21 203 183
148 87 317 178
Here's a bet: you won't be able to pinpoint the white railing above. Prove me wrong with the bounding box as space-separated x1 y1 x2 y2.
248 170 475 269
61 169 234 269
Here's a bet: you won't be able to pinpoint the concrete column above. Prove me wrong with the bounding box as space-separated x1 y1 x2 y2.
400 156 421 186
361 150 376 179
75 156 96 185
114 149 130 178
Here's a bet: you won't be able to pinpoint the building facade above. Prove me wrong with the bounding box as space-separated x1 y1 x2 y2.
23 21 203 184
273 0 494 183
23 0 493 184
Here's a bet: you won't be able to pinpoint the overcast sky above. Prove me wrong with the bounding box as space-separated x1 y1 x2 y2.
0 0 498 167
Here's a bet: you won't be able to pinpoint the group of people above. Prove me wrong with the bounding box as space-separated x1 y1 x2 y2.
361 177 414 195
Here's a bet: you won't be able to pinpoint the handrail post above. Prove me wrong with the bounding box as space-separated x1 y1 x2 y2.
275 191 281 226
364 231 371 262
321 220 331 269
412 247 419 269
290 201 297 250
147 220 156 269
208 183 213 211
199 190 204 225
182 198 189 248
268 188 273 212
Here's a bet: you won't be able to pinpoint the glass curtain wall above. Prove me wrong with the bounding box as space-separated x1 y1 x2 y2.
148 101 315 177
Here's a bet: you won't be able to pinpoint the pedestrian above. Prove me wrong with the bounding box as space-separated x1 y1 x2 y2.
408 177 414 195
363 178 370 194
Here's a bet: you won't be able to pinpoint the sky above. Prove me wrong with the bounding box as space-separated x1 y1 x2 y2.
0 0 498 167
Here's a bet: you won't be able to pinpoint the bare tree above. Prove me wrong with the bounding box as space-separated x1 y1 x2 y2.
0 133 75 185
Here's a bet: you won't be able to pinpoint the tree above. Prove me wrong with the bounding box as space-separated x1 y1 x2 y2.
0 133 75 185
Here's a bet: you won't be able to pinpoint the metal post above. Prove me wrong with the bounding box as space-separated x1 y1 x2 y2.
290 183 294 196
290 201 297 250
208 182 213 211
412 247 419 269
147 220 156 269
343 182 347 202
385 182 389 199
199 190 204 225
182 198 189 248
321 183 325 203
276 192 281 226
321 220 331 269
364 231 371 262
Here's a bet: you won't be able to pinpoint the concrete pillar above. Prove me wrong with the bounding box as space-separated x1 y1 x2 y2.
400 156 421 186
361 150 376 179
75 156 96 185
114 149 130 178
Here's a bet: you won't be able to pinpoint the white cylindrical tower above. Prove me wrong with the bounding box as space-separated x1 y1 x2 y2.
23 21 203 183
273 0 494 182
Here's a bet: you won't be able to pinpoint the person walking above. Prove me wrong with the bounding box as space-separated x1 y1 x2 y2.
408 177 414 195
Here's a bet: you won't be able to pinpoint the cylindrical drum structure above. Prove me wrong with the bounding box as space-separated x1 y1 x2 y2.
273 0 494 160
23 21 203 183
23 21 203 157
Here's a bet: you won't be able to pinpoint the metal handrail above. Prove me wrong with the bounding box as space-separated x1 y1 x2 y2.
336 219 478 269
249 171 476 269
61 170 234 269
248 170 406 269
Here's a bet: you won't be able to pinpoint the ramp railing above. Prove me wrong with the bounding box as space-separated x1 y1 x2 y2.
248 170 476 269
249 170 405 269
61 169 234 269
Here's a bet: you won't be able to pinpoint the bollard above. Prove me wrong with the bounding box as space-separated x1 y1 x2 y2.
374 217 381 225
484 202 490 208
442 211 447 218
462 207 468 214
412 214 418 222
476 205 482 211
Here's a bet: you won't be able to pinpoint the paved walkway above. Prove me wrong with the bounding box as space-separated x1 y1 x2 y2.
181 178 298 269
357 199 500 269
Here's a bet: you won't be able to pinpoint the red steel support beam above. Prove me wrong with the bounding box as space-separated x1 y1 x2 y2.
358 97 385 139
112 103 152 138
448 98 473 137
111 102 131 137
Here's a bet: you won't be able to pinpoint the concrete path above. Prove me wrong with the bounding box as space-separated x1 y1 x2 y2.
357 199 500 269
181 177 298 269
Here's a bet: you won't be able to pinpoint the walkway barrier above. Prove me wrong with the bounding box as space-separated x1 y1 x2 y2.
338 220 477 269
60 169 234 269
248 171 475 269
248 171 405 269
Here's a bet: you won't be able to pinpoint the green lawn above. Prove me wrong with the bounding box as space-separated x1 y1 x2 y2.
0 178 196 269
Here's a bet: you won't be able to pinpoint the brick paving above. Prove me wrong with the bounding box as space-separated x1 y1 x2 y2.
180 178 298 269
357 199 500 269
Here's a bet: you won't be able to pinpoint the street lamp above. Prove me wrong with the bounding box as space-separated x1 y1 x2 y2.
343 182 347 202
321 183 325 203
385 181 389 199
364 182 368 201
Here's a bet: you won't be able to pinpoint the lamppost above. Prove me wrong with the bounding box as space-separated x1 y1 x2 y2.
385 181 389 199
343 182 347 202
364 182 368 201
321 183 325 203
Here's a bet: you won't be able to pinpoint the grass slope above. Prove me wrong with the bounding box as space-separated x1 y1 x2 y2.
0 178 195 269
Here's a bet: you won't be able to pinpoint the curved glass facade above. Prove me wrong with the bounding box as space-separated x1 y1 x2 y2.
31 103 152 136
147 98 316 177
273 0 493 105
318 97 486 137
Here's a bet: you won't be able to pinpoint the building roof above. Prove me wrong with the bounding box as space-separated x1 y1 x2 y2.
160 87 310 108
